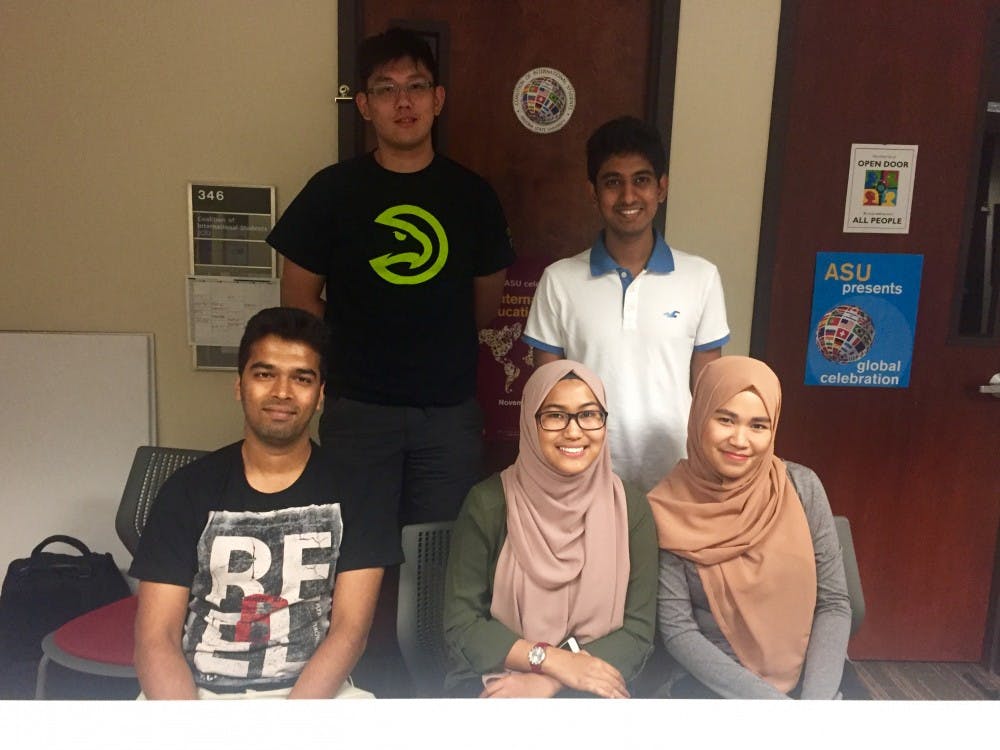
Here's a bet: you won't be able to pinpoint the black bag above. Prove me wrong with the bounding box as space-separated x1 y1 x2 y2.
0 534 131 698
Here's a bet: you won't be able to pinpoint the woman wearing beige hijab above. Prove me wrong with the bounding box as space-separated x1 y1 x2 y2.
648 356 851 699
443 360 657 698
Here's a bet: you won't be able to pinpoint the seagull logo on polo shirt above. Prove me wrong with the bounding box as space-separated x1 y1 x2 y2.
663 310 680 318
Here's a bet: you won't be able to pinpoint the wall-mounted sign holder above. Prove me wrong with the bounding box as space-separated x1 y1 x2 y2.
187 183 277 370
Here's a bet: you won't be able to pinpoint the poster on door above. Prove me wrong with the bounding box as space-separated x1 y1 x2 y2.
476 257 549 442
805 252 923 388
842 144 918 233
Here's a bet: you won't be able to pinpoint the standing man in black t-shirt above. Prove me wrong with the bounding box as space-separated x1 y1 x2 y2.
131 307 401 699
267 27 514 532
267 28 514 697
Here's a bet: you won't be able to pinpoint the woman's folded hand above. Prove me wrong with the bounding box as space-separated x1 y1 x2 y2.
479 672 562 698
544 648 630 698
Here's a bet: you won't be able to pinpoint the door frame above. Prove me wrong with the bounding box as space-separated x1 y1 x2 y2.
749 0 797 358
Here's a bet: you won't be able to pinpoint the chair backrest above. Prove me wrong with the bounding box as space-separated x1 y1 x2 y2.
833 515 866 636
114 446 208 557
396 520 454 698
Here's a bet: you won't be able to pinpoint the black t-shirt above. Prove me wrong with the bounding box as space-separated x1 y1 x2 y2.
267 152 515 406
130 441 402 691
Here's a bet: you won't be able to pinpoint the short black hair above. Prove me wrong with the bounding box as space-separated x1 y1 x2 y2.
237 307 329 381
357 27 438 86
586 116 667 184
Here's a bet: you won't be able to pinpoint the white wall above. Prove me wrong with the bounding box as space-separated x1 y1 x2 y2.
667 0 781 356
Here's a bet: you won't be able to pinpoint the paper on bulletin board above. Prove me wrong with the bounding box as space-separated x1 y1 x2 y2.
186 276 279 347
842 144 918 233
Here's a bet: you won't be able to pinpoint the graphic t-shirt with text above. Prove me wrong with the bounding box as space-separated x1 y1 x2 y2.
183 503 341 691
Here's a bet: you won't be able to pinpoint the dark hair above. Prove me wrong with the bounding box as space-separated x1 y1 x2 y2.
237 307 329 381
585 116 667 183
357 27 438 86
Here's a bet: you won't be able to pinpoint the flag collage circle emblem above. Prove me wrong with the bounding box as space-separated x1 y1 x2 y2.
513 67 576 134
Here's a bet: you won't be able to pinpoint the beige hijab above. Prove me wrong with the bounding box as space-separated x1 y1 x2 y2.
647 356 816 692
490 360 630 646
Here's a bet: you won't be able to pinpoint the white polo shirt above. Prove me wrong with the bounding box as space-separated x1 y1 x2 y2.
523 231 730 491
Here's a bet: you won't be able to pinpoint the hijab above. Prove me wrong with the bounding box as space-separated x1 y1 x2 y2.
647 356 816 692
490 360 630 646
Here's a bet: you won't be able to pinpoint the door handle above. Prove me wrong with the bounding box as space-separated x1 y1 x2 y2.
334 84 353 103
980 373 1000 397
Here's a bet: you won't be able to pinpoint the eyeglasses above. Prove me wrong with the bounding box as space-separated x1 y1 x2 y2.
536 409 608 431
365 80 435 99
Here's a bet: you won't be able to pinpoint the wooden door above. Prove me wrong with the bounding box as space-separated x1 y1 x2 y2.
339 0 678 463
755 1 1000 660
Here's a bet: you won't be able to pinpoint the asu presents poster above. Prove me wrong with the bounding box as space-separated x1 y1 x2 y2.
806 252 923 388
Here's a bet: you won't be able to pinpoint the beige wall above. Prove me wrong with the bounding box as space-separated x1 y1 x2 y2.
0 1 338 449
666 0 780 356
0 0 777 451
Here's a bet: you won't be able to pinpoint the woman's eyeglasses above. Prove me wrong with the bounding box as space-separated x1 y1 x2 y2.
536 410 608 431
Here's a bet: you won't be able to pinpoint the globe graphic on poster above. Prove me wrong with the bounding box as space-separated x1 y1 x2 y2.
815 304 875 363
521 76 568 126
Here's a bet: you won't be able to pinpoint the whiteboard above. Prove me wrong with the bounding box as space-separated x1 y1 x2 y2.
0 332 155 571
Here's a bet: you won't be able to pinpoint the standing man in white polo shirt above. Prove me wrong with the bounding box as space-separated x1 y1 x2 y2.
523 116 729 491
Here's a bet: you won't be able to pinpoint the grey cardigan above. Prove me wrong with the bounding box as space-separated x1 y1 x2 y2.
656 461 851 699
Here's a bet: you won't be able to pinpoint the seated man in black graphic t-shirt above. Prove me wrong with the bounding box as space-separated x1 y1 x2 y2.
130 308 402 699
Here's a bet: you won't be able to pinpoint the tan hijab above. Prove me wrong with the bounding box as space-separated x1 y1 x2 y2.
490 360 630 646
647 356 816 692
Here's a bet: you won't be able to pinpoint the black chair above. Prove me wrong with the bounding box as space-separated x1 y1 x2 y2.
35 446 207 699
395 521 454 698
833 515 866 635
833 515 872 699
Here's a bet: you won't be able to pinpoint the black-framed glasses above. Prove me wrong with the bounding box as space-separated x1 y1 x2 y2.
536 409 608 431
365 80 435 99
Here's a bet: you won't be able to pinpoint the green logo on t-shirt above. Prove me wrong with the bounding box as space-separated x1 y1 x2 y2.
369 204 449 285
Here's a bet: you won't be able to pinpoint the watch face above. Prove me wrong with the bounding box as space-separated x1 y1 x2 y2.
528 645 546 666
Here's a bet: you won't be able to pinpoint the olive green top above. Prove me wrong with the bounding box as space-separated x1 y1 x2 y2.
442 473 657 695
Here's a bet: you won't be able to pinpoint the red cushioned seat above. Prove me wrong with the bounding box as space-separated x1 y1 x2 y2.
52 595 138 666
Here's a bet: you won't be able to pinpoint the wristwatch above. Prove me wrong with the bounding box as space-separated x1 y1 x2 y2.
527 642 551 673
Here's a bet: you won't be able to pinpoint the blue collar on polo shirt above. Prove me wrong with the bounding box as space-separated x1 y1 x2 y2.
589 229 675 278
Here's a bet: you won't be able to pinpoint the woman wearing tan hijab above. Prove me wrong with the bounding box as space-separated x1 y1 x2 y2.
648 356 851 699
443 360 657 698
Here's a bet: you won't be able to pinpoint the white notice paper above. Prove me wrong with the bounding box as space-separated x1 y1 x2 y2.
842 143 918 234
186 276 280 347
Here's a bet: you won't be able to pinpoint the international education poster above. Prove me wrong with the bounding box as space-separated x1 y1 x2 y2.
476 257 548 442
806 252 923 388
